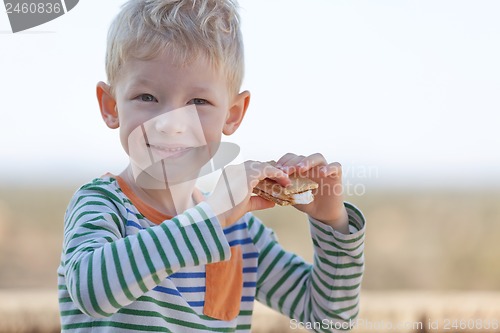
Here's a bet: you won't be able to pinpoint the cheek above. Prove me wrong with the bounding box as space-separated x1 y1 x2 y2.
119 128 130 154
198 110 227 142
119 114 145 156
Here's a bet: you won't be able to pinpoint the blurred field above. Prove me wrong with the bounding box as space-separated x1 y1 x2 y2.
1 184 500 332
256 188 500 291
1 290 499 333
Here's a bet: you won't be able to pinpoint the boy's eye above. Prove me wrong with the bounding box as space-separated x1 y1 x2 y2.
137 94 158 102
189 98 209 105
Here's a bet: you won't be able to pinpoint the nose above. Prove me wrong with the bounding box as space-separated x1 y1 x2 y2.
154 107 189 135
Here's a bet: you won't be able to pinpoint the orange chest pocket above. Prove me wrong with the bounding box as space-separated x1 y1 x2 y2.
204 245 243 321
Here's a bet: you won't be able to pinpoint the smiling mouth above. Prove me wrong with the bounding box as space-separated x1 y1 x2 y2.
147 144 194 159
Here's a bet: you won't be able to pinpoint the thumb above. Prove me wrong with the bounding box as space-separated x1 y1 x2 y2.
248 196 275 212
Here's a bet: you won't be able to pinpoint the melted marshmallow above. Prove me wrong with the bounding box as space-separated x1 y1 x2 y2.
291 190 314 204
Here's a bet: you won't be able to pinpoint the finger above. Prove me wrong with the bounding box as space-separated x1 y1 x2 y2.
279 155 305 174
247 161 290 187
296 153 328 173
248 195 276 212
276 153 298 168
319 162 343 178
263 166 291 187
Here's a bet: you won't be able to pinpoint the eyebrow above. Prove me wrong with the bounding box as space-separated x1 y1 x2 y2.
124 77 219 96
190 85 214 94
127 77 155 88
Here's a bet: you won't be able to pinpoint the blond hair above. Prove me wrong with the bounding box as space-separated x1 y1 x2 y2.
105 0 244 94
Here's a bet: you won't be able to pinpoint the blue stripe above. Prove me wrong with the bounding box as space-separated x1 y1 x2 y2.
178 286 205 293
241 296 254 302
152 286 181 296
243 252 258 259
243 281 256 288
223 222 246 235
126 208 138 216
188 301 204 307
243 267 257 273
170 272 206 279
126 220 143 230
228 238 252 247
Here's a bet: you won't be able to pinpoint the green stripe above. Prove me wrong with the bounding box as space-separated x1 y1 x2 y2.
74 260 86 315
81 221 117 233
66 210 120 238
164 218 186 267
312 238 364 260
266 257 303 307
195 206 225 261
124 237 149 293
258 248 285 288
310 293 359 320
80 184 123 206
110 213 124 232
138 232 162 284
278 267 310 313
134 296 245 329
252 223 266 245
171 217 199 266
256 242 275 286
187 214 212 263
310 277 359 304
236 324 251 331
310 219 364 245
63 320 173 332
138 295 198 315
58 296 72 303
160 220 186 268
313 266 361 291
60 309 83 316
66 210 105 235
238 310 253 316
314 233 364 253
100 248 122 309
111 241 135 301
315 252 364 270
314 258 364 281
65 237 113 260
247 215 255 229
87 253 112 317
345 202 365 224
289 281 307 319
67 231 96 243
119 308 236 332
147 227 173 275
67 190 125 232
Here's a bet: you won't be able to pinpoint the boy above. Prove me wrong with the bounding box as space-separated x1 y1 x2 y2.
57 0 366 332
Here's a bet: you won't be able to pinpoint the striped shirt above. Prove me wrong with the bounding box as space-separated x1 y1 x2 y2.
57 176 365 332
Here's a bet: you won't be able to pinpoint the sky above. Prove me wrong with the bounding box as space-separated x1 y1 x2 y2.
1 0 499 188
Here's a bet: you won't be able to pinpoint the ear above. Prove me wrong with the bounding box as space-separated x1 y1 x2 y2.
96 81 119 129
223 90 250 135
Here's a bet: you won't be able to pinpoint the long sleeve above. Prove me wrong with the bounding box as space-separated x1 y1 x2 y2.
250 202 365 332
61 183 230 318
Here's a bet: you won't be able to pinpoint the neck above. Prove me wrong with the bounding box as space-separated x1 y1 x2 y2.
120 164 199 216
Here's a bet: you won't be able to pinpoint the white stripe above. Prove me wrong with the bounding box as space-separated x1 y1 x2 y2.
60 0 68 13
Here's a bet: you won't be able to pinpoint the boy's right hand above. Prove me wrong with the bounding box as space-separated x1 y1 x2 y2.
206 161 290 228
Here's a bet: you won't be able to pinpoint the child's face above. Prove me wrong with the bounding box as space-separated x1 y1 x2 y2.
110 51 242 184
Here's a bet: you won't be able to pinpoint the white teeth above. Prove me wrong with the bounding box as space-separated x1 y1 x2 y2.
149 145 187 152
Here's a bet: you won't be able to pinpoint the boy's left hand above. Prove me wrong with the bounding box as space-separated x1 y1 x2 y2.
276 153 349 234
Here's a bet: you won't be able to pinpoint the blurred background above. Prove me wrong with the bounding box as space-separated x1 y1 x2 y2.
1 0 499 332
